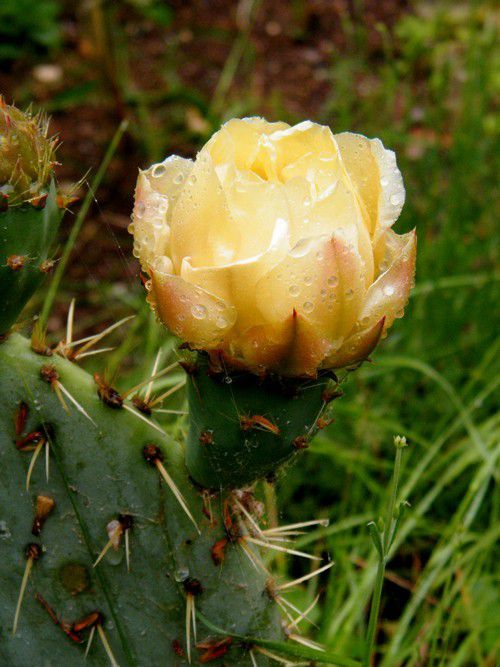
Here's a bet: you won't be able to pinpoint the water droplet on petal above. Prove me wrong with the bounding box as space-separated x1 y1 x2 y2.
191 304 207 319
215 316 227 329
380 177 389 187
390 194 401 206
383 285 395 296
303 301 314 313
174 173 185 185
304 275 313 286
289 285 300 297
327 275 338 287
152 163 167 178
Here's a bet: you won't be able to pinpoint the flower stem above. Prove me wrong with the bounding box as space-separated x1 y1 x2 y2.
363 437 407 667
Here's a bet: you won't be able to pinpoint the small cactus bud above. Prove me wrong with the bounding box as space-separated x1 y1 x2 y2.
0 97 58 207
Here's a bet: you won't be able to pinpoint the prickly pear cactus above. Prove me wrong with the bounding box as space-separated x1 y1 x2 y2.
0 101 357 667
0 98 64 334
0 334 281 665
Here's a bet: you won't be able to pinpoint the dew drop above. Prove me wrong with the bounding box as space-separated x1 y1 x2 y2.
135 202 146 218
191 304 207 319
303 301 314 313
383 285 395 296
152 164 167 178
289 284 300 297
390 194 401 206
215 316 227 329
380 177 389 187
327 275 338 287
127 223 135 234
174 173 185 185
304 275 313 286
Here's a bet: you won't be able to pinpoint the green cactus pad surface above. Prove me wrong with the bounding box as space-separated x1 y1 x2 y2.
0 334 282 666
0 181 62 334
185 354 338 489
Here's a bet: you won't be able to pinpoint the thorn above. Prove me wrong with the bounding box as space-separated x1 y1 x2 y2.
238 538 269 574
121 359 179 400
244 536 322 561
148 379 186 408
277 562 334 591
155 409 188 415
96 623 119 667
93 525 122 568
142 445 200 533
32 495 55 536
288 634 325 651
31 321 52 356
73 315 135 358
84 625 96 658
45 438 50 481
13 544 42 635
26 438 45 490
253 645 305 665
144 349 161 402
57 381 96 425
263 519 329 535
185 595 193 664
66 299 75 346
125 528 130 573
276 595 318 629
286 593 320 631
93 515 132 568
76 347 115 360
233 497 265 539
122 403 165 435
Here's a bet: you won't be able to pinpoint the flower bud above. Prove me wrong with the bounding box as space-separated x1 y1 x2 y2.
132 118 416 378
0 96 58 207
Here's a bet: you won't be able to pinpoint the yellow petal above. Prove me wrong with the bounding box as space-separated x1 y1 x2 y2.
359 230 416 332
203 117 290 172
132 156 193 272
223 175 290 261
335 132 405 238
170 152 240 270
256 232 366 344
323 317 385 369
149 269 236 348
180 217 289 332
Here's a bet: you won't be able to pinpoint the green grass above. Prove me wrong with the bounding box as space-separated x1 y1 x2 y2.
9 1 499 665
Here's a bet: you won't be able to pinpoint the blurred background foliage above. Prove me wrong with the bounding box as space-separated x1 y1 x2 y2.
1 1 498 665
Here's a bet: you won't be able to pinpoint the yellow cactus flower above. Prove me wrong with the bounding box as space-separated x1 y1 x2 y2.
131 118 416 377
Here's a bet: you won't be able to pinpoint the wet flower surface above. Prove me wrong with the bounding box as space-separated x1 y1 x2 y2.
131 118 416 376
